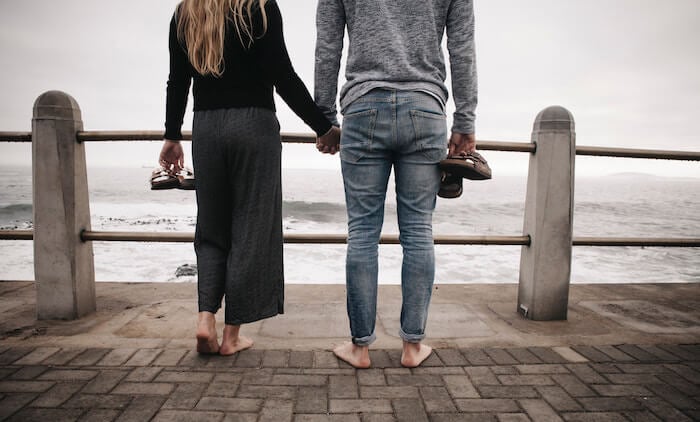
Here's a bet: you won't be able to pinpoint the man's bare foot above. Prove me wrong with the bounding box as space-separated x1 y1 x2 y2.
219 324 254 356
333 342 371 369
196 311 219 354
401 342 433 368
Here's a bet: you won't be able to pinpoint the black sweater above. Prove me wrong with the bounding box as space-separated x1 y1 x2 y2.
164 0 332 140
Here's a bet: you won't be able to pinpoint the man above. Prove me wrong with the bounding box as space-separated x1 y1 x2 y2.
315 0 477 368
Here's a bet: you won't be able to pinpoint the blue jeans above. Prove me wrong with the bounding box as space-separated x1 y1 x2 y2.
340 89 447 346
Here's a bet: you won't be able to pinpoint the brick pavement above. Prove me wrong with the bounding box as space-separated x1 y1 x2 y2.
0 344 698 421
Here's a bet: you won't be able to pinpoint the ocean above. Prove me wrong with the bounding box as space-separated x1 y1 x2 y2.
1 165 698 284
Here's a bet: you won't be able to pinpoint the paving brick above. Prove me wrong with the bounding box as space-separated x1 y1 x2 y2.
484 349 519 365
240 368 273 385
386 350 403 367
615 345 657 362
195 397 262 412
68 348 110 366
454 398 519 412
330 399 392 413
63 393 132 409
259 399 293 422
232 350 263 368
565 364 607 384
296 386 327 414
42 349 83 366
477 386 538 399
588 363 620 374
261 350 288 368
421 351 445 367
358 369 385 386
177 350 212 367
29 381 83 407
155 370 214 383
224 414 260 422
124 366 162 382
270 374 327 386
516 364 569 375
97 349 137 366
590 384 651 397
13 347 60 365
0 368 17 380
619 411 663 422
162 382 207 409
561 412 628 421
289 351 313 368
636 396 694 422
207 355 236 368
636 345 680 362
153 409 225 422
236 385 295 399
571 346 611 363
491 366 517 375
614 363 669 374
435 349 468 366
304 368 355 376
116 395 165 422
551 347 588 363
577 397 643 412
78 409 122 422
330 375 358 398
152 349 188 366
656 373 700 396
313 351 339 369
294 415 361 422
678 344 700 360
360 386 419 398
9 365 48 380
519 399 563 421
0 393 38 420
368 350 393 368
6 407 84 422
498 375 555 386
603 373 660 384
0 380 54 393
412 367 464 375
506 348 542 364
112 382 174 395
419 386 457 413
393 398 428 422
0 348 32 365
433 414 496 422
528 347 569 364
360 415 397 422
384 368 411 375
464 367 500 386
39 369 98 381
664 363 700 384
82 370 130 394
551 374 595 397
443 374 479 398
657 344 698 361
460 348 495 366
594 346 635 362
204 380 239 398
386 374 443 386
124 348 162 366
645 383 699 410
496 414 530 422
535 385 582 412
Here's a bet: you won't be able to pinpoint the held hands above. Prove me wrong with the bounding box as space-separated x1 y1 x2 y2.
160 140 185 173
448 132 476 156
316 126 341 155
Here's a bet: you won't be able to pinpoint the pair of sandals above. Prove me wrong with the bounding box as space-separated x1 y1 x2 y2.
150 166 196 190
438 151 492 198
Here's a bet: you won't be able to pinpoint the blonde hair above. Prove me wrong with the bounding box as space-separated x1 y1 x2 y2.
177 0 268 77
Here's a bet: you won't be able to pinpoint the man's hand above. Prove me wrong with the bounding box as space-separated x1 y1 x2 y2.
160 140 184 173
448 132 476 157
316 126 341 155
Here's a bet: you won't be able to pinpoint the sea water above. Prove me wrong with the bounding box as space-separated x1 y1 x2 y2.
1 166 698 284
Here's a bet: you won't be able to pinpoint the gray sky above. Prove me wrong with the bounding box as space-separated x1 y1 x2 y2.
0 0 698 176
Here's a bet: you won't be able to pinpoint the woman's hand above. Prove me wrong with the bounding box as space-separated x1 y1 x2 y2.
160 140 185 173
316 126 341 155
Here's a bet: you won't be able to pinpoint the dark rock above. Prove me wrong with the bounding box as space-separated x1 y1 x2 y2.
176 264 197 277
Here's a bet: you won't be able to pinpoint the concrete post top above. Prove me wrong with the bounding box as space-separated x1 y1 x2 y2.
533 105 575 132
33 90 82 122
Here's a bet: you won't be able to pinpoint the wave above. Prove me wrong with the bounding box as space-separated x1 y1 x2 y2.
283 201 346 223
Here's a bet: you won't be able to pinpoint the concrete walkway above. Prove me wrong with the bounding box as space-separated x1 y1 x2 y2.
0 282 698 421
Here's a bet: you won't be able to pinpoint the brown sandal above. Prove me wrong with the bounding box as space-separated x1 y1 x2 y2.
439 151 492 181
150 166 179 190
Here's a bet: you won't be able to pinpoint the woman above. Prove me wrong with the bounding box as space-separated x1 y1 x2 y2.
160 0 340 355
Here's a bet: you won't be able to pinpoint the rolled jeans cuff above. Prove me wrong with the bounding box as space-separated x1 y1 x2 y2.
399 328 425 344
352 332 376 346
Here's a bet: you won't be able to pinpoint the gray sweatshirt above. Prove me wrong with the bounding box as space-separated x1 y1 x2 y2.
314 0 477 134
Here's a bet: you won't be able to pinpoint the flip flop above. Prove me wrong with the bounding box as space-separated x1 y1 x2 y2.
438 171 463 199
176 167 196 190
439 151 492 181
150 166 179 190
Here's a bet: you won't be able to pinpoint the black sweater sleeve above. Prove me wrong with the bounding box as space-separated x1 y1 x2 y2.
251 1 333 137
164 12 191 141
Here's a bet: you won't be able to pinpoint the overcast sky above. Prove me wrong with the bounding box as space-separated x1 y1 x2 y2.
0 0 698 176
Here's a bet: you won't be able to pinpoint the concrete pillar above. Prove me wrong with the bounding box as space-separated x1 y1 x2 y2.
32 91 95 320
517 106 575 321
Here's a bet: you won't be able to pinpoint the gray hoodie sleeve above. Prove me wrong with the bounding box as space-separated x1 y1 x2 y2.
314 0 345 126
447 0 478 134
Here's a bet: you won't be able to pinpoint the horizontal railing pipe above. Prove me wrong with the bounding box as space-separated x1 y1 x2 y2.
576 145 700 161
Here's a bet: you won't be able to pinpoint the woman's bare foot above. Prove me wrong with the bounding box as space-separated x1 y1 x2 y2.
196 311 219 354
219 324 254 356
401 342 433 368
333 342 371 369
